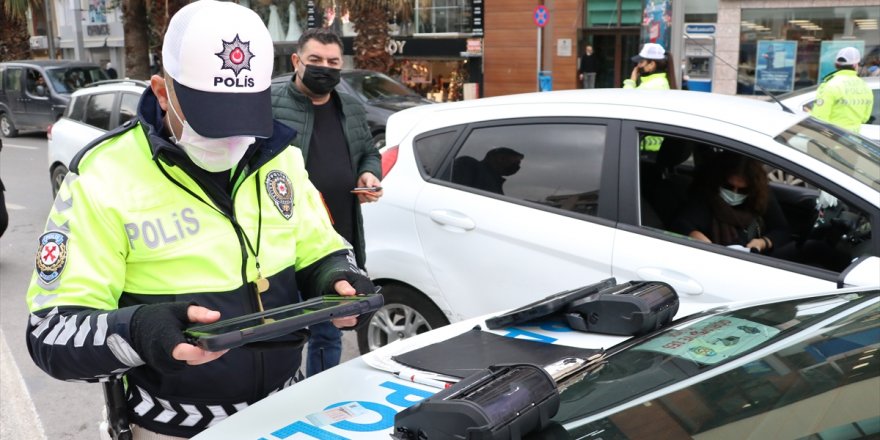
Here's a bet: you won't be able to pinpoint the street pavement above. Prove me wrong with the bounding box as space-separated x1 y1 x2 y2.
0 133 359 439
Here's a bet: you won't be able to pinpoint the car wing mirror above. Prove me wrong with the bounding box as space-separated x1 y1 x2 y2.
35 85 48 97
838 255 880 288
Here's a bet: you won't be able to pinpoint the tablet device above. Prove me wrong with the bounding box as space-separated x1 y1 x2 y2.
484 277 616 329
184 294 384 351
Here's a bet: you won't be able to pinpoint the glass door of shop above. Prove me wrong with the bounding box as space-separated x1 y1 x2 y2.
588 30 639 88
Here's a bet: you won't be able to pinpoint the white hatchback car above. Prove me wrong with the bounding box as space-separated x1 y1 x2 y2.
47 79 147 195
778 76 880 142
356 89 880 353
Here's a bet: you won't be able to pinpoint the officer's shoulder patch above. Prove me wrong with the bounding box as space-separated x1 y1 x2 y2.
265 170 294 220
36 231 69 284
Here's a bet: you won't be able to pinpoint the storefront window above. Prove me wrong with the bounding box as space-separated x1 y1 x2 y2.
415 0 472 34
738 6 880 95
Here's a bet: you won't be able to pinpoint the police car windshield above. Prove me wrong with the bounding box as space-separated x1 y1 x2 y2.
550 292 876 429
775 118 880 191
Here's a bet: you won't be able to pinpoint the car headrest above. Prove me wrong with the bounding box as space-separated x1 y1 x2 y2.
657 138 695 169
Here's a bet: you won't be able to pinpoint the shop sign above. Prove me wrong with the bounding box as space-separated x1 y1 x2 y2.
466 38 483 55
306 0 317 29
29 36 48 49
386 39 408 55
87 24 110 36
685 24 716 35
344 37 470 58
472 0 484 36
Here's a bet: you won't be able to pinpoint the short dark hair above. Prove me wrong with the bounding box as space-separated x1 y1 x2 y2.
297 28 343 53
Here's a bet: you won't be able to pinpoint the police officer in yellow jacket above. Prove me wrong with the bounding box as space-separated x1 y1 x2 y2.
811 47 874 134
624 43 672 152
25 1 374 438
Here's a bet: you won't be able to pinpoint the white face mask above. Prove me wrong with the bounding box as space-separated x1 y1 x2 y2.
720 187 747 206
165 80 255 172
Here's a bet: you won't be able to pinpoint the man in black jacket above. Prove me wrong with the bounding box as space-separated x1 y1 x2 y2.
578 45 599 89
271 28 383 376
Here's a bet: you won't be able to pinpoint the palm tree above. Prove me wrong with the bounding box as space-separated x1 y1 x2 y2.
318 0 412 73
122 0 151 78
1 0 38 61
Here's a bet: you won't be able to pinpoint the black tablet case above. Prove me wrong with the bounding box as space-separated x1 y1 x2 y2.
391 327 601 379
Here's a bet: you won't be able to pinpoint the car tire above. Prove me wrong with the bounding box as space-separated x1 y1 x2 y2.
1 113 19 138
357 283 449 354
371 132 386 150
50 164 69 197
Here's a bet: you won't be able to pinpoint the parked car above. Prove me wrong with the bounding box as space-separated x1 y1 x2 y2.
355 88 880 353
0 60 108 137
47 79 148 195
778 76 880 142
191 286 880 440
271 69 432 148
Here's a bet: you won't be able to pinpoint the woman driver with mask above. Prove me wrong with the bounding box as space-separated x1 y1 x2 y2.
672 150 790 254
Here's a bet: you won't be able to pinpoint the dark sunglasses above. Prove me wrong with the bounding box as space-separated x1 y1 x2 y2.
721 182 749 194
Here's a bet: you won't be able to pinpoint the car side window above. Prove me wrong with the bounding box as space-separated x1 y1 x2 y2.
442 122 607 216
636 134 875 273
414 129 459 177
83 93 114 131
119 93 140 126
67 96 86 121
4 68 22 93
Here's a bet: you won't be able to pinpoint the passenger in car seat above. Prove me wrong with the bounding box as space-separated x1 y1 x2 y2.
671 151 790 254
640 137 696 228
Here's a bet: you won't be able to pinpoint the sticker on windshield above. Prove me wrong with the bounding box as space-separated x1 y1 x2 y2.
305 402 368 427
634 316 779 365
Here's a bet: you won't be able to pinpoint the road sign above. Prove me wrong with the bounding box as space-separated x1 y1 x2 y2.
533 5 548 28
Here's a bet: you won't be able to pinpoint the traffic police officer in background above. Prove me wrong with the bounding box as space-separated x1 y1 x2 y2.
623 43 672 91
811 47 874 134
624 43 674 152
24 1 373 438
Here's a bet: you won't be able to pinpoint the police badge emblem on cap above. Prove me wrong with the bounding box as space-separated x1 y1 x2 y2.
162 0 274 138
36 232 69 284
266 170 294 219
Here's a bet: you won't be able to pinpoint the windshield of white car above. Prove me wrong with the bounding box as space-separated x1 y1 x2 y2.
775 118 880 191
548 291 877 437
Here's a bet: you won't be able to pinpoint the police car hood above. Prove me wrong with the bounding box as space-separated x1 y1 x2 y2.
191 297 735 440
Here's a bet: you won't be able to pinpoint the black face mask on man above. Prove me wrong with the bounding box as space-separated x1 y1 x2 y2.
299 62 341 96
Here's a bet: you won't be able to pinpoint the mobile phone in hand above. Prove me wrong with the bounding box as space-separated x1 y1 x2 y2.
351 186 382 193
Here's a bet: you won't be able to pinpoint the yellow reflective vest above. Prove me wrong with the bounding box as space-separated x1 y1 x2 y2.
811 69 874 133
624 73 671 151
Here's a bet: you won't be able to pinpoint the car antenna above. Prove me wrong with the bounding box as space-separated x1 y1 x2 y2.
683 34 794 114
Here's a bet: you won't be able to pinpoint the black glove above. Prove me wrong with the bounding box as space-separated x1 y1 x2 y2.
326 271 379 331
326 270 377 296
130 302 193 374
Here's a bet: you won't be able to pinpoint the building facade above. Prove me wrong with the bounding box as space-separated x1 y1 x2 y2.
483 0 880 97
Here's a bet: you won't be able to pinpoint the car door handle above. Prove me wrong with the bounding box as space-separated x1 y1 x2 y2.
636 268 703 295
429 210 476 231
